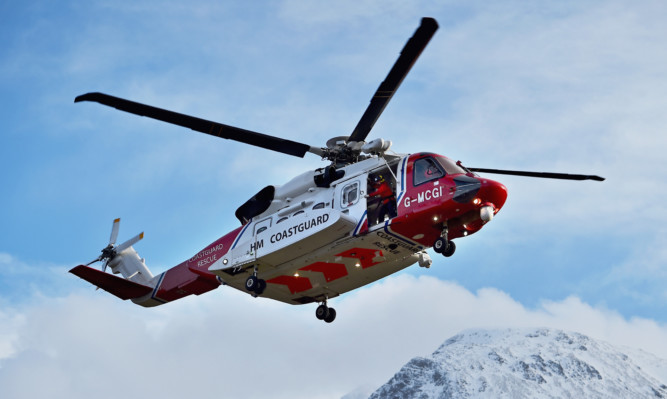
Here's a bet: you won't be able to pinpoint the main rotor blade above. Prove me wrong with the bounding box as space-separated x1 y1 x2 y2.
469 167 605 181
348 17 439 144
75 92 322 158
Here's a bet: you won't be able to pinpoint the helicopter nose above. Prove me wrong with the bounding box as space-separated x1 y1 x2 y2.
477 178 508 220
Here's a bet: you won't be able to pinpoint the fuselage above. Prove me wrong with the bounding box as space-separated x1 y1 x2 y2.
129 152 508 307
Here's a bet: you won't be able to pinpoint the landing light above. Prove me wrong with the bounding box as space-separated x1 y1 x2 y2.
480 205 495 222
473 197 481 205
355 262 361 268
433 215 439 222
294 272 300 277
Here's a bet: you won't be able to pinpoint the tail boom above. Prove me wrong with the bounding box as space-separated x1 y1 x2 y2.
73 223 243 306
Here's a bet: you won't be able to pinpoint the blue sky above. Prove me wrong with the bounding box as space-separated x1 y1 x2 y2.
1 1 666 397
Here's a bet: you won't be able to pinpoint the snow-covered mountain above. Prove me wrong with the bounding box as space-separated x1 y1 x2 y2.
367 328 667 398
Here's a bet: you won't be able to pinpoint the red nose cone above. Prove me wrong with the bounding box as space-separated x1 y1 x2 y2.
480 178 508 212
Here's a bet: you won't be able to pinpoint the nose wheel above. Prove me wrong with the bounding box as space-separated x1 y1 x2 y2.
315 303 336 323
433 227 456 257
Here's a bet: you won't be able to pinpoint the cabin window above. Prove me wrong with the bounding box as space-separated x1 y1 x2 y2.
313 202 325 210
254 218 272 235
276 217 288 224
293 210 305 216
413 157 444 186
342 182 360 207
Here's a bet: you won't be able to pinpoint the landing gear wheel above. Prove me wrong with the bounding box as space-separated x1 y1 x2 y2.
324 307 336 323
254 279 267 295
443 241 456 257
315 304 329 320
245 275 258 292
433 237 447 254
315 303 337 323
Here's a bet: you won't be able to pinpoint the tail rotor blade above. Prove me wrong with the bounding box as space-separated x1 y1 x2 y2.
115 232 145 253
109 218 120 245
86 256 102 266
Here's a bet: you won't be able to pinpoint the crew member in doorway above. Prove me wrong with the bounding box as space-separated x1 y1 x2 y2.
367 174 396 225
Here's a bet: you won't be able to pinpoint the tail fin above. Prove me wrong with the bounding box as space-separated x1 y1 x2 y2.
70 265 153 300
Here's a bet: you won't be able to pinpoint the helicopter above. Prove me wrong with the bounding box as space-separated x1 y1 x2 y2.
70 17 603 323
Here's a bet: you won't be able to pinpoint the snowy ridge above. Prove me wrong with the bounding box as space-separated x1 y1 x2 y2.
367 328 667 398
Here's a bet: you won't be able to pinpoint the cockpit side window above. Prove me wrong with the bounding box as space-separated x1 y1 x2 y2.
413 157 445 186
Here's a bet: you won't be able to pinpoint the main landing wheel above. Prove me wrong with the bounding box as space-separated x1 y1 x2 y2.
324 308 336 323
255 279 267 295
315 304 337 323
315 304 328 320
245 275 267 296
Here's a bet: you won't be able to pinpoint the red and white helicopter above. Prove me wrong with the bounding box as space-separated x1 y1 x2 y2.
71 18 603 323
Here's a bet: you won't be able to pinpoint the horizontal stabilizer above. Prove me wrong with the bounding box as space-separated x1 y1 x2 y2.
70 265 153 300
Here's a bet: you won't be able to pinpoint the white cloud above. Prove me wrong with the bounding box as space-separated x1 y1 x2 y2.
0 309 23 360
1 275 665 399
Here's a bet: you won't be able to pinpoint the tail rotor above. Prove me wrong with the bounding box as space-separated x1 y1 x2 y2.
87 218 144 273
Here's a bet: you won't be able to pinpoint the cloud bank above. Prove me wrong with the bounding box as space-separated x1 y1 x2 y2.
0 274 665 399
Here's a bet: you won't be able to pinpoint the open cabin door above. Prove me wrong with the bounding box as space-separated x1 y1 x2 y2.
365 161 400 227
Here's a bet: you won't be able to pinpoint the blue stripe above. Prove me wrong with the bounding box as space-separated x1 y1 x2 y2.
396 156 408 205
150 273 167 303
400 156 408 192
231 219 252 249
353 210 368 236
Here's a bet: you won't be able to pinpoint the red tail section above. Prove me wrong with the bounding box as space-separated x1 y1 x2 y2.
70 265 153 300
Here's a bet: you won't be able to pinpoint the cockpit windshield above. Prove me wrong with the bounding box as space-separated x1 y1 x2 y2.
436 156 466 175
